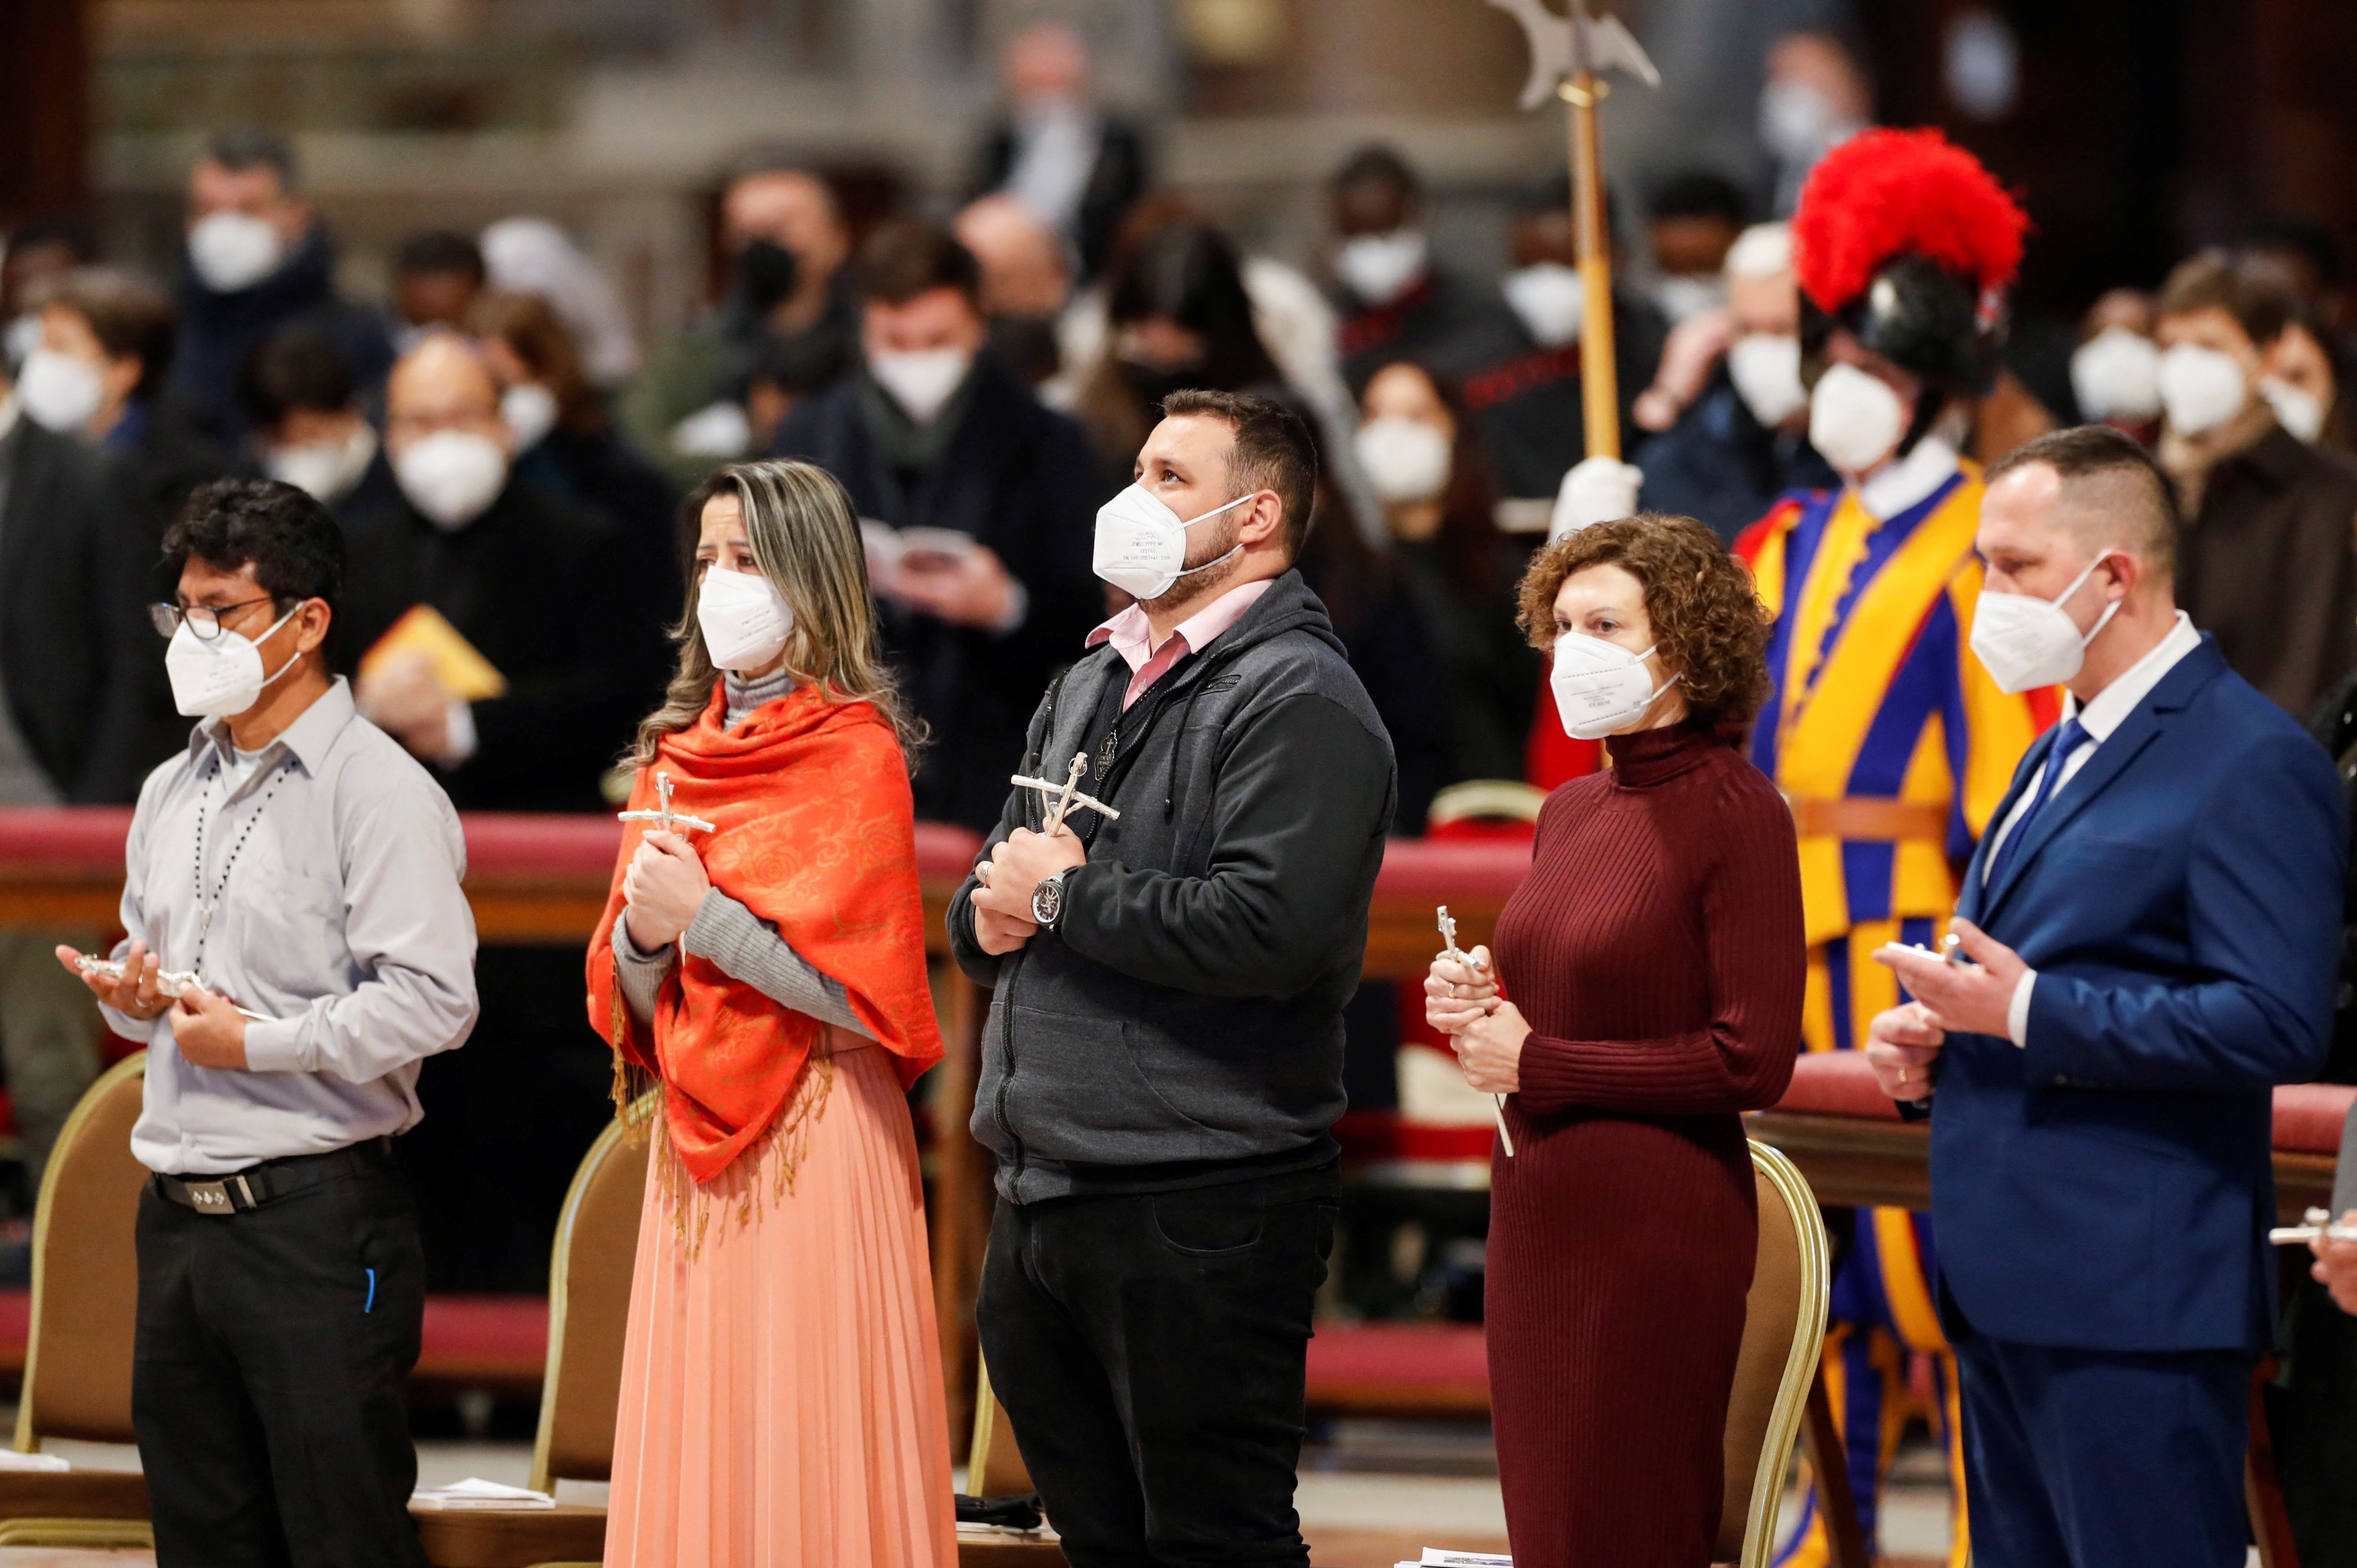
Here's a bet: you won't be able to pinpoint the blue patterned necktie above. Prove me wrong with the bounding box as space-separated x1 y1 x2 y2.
1988 717 2088 886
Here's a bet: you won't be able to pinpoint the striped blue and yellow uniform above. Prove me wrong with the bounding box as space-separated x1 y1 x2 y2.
1738 463 2056 1567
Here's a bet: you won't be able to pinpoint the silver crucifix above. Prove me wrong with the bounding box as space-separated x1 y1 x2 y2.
1010 752 1122 835
618 772 715 837
1438 904 1516 1157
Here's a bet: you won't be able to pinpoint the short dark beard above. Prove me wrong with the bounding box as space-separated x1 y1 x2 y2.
1138 514 1243 619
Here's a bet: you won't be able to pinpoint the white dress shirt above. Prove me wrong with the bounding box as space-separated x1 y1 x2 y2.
104 678 480 1174
1982 611 2203 1044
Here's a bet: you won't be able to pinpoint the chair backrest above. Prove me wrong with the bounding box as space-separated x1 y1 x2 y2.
17 1055 149 1448
529 1097 655 1491
1716 1140 1832 1566
968 1355 1035 1497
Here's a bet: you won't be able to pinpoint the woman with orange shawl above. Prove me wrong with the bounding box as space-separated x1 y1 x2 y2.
586 459 954 1567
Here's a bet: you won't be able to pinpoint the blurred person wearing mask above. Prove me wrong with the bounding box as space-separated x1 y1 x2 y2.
2068 289 2164 444
238 325 395 519
772 218 1102 832
337 332 666 1293
479 217 639 391
955 192 1074 389
2262 312 2348 453
1629 221 1836 543
29 267 234 775
622 159 857 488
1758 30 1872 217
1732 130 2053 1568
387 230 486 348
1 215 96 376
1644 169 1751 326
1437 177 1667 525
967 21 1149 286
1357 358 1537 784
2154 250 2357 717
0 313 155 1194
1328 146 1487 396
171 127 392 447
469 289 680 613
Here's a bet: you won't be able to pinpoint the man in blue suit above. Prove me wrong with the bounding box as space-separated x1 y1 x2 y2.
1867 423 2346 1568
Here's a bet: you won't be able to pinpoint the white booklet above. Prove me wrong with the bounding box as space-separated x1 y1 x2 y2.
1400 1553 1511 1567
411 1477 554 1510
0 1451 69 1472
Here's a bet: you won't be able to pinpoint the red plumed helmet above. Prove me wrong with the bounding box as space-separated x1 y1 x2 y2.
1793 127 2027 313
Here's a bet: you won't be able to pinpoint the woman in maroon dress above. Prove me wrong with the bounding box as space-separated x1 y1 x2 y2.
1426 513 1803 1567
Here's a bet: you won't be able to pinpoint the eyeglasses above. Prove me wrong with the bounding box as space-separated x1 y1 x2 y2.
150 596 278 641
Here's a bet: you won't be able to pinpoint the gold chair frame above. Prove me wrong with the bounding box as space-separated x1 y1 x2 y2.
1727 1139 1834 1568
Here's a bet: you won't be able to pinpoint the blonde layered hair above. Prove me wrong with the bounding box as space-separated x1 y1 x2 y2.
627 459 921 768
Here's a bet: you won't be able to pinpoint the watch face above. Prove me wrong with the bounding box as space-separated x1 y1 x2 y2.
1031 875 1062 926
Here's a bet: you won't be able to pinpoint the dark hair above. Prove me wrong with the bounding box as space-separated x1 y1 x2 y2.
1649 169 1750 227
1983 423 2181 577
45 267 176 398
4 214 95 265
1158 388 1320 559
2241 214 2341 292
468 290 601 435
204 127 298 190
1360 357 1505 600
393 229 485 285
1515 513 1772 729
163 479 345 618
1105 221 1281 386
2156 249 2296 349
236 326 356 431
856 218 981 308
1331 145 1422 208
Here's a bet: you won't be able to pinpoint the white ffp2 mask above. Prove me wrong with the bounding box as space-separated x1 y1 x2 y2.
1354 416 1452 504
1728 333 1807 427
395 431 509 531
187 211 286 294
1809 361 1910 476
16 349 106 433
1551 632 1677 740
2069 327 2162 423
1967 552 2124 694
869 348 972 426
1335 230 1429 308
2261 376 2326 445
2157 343 2249 436
697 563 795 673
1502 262 1585 347
1091 484 1252 601
165 607 302 718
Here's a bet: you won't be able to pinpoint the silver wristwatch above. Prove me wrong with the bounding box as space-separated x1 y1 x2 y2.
1031 868 1072 930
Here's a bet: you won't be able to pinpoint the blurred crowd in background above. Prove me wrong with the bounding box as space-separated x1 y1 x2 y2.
6 9 2357 1302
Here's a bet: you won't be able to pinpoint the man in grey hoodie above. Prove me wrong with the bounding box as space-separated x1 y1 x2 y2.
950 388 1396 1567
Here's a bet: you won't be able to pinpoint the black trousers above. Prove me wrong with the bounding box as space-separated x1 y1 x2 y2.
976 1165 1339 1568
133 1152 429 1568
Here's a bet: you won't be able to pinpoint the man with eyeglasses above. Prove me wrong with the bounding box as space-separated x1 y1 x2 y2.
59 477 477 1568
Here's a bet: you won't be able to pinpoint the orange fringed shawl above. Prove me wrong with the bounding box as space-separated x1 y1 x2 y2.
585 683 944 1184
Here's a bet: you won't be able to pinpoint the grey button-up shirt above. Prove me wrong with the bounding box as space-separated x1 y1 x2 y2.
103 678 479 1175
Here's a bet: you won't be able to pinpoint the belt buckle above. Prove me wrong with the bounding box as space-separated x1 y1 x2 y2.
185 1180 233 1215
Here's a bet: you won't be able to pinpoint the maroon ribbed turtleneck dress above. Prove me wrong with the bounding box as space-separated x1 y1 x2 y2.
1485 718 1804 1567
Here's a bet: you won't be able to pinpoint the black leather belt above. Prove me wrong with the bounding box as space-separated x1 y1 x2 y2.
155 1137 393 1217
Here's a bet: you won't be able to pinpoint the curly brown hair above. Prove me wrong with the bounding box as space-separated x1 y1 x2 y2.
1514 513 1773 729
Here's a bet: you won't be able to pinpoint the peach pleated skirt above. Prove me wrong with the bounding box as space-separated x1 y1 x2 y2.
605 1036 958 1568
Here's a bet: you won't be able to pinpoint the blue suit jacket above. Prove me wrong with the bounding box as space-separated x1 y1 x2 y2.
1931 636 2344 1353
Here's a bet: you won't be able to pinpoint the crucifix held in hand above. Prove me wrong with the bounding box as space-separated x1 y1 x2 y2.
1010 752 1122 835
1438 904 1516 1157
618 772 715 837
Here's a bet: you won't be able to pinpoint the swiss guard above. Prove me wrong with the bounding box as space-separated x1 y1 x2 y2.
1735 127 2058 1568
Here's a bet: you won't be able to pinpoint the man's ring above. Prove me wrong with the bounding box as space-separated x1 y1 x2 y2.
976 862 992 886
1898 1067 1908 1084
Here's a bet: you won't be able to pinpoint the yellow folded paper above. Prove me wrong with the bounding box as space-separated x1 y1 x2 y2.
358 604 506 701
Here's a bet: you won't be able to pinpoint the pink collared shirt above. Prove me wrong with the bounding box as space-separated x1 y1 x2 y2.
1086 578 1275 710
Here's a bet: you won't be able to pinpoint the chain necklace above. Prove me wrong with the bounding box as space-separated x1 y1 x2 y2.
191 754 293 977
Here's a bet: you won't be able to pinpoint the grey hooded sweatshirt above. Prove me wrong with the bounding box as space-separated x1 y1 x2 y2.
948 569 1397 1204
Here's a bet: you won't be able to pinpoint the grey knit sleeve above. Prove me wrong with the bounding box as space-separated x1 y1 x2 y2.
611 917 678 1026
681 891 874 1039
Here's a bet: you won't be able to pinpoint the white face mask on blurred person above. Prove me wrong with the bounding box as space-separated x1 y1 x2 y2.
2156 343 2250 436
187 211 286 294
1728 333 1807 427
1355 416 1453 504
1502 262 1585 347
267 423 378 504
1808 361 1909 476
394 431 509 531
1759 78 1850 164
869 347 972 426
166 606 301 718
1092 484 1252 601
16 349 105 432
696 562 795 673
500 383 559 451
1335 230 1429 309
2261 376 2326 445
1653 274 1724 327
2069 327 2162 424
